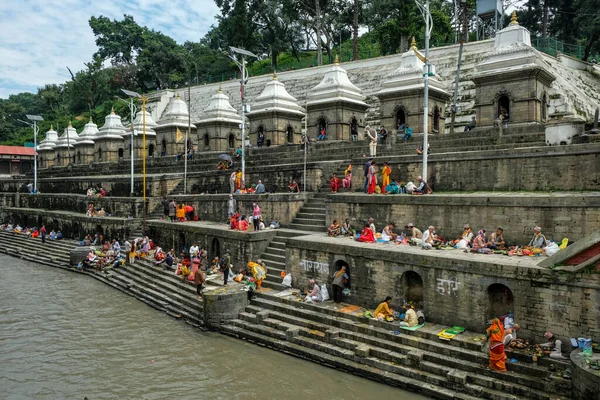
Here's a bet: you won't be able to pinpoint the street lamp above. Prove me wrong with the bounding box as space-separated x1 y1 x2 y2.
18 114 43 193
122 89 149 235
117 93 138 196
226 46 258 186
415 0 433 181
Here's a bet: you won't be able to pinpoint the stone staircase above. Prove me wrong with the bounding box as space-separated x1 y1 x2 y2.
222 292 570 400
0 230 78 270
256 229 307 291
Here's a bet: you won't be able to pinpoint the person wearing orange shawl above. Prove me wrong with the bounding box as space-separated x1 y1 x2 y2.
235 169 242 190
229 212 240 230
342 165 352 189
238 215 249 231
486 318 507 372
357 223 376 242
330 173 340 193
374 296 394 320
381 162 391 194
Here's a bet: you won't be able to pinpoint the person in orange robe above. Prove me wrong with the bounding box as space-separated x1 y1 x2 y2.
381 162 391 194
486 318 507 372
357 223 376 242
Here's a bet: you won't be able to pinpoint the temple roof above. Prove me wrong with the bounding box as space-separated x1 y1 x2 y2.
75 117 99 145
307 57 368 108
131 110 158 137
97 109 126 140
38 124 59 150
196 87 242 125
54 122 79 149
157 93 196 128
377 38 448 97
247 73 305 117
475 12 556 82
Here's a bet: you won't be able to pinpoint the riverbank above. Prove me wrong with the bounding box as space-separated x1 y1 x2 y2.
0 230 573 400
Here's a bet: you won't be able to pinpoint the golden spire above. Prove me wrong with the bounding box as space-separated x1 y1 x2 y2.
176 92 181 99
272 71 278 80
411 37 427 63
50 124 54 130
218 84 222 93
334 55 340 65
68 120 72 127
410 37 417 49
509 10 519 26
111 106 115 114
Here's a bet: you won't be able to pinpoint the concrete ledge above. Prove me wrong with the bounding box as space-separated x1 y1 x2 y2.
203 288 248 330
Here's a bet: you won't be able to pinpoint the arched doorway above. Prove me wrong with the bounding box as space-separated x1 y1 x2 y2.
317 117 327 137
286 125 294 144
486 283 514 320
148 144 155 157
118 148 124 159
395 107 406 129
541 93 547 121
332 259 350 289
400 271 424 308
497 95 510 121
39 156 44 168
203 133 210 147
161 139 167 156
56 154 62 165
178 232 186 252
211 238 221 262
228 134 236 149
433 106 440 132
76 151 81 164
97 148 102 161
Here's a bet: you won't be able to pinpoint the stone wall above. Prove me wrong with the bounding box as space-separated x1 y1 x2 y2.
203 289 249 330
0 206 138 240
286 235 600 341
326 193 600 243
165 193 308 225
350 144 600 191
147 220 277 267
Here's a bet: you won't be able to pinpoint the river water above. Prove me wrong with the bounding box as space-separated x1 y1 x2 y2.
0 255 427 400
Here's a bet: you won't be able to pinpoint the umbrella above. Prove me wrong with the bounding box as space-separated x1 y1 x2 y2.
219 154 232 162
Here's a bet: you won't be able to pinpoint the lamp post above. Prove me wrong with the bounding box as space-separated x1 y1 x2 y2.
118 93 137 196
415 0 433 181
122 89 149 235
18 115 43 193
226 46 258 185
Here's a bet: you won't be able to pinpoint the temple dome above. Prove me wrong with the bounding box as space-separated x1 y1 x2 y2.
131 110 158 137
98 109 126 140
38 125 59 150
54 122 79 148
197 87 242 125
307 57 368 107
75 117 99 145
247 73 305 117
378 39 448 97
157 93 196 128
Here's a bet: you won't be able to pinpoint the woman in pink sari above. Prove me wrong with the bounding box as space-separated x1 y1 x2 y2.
367 161 377 194
342 165 352 189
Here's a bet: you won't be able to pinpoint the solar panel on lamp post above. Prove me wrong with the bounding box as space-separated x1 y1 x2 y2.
227 46 258 187
21 115 43 193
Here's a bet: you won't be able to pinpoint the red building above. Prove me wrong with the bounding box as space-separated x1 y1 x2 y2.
0 146 35 176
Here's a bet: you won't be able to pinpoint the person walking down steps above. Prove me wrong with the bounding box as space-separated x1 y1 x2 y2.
365 125 378 157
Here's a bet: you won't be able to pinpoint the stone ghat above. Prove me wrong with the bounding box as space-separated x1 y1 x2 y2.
0 206 139 240
0 230 572 400
326 192 600 243
285 233 600 341
350 142 600 191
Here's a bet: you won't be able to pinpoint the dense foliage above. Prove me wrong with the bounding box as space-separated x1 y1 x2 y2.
1 0 598 145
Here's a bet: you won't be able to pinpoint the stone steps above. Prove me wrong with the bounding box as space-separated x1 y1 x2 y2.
235 294 568 400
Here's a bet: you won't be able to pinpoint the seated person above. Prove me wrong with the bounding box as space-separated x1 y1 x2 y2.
421 226 437 249
406 223 423 245
327 220 341 237
304 279 322 303
97 208 106 217
385 180 401 194
451 224 473 247
317 128 326 140
503 324 520 346
234 146 242 159
288 180 300 193
399 304 418 327
56 231 63 240
238 215 249 231
49 230 57 239
538 331 566 359
230 212 240 230
416 143 430 155
487 228 506 250
471 230 487 252
269 220 281 229
381 223 398 242
528 227 547 248
412 176 432 194
330 174 340 193
357 223 376 243
402 124 413 143
464 116 476 132
341 219 355 237
216 160 229 170
374 296 394 321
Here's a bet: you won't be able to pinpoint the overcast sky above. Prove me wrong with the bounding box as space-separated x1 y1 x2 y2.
0 0 220 99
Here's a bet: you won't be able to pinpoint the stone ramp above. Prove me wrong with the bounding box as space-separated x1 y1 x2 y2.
222 291 570 400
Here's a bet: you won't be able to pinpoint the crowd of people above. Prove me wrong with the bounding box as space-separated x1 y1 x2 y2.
1 223 60 243
86 186 107 197
327 218 563 257
227 199 280 231
160 198 197 222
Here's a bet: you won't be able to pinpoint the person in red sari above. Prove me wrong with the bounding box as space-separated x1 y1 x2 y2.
486 318 507 372
330 174 340 193
357 223 376 242
367 161 378 194
230 212 240 230
238 215 249 231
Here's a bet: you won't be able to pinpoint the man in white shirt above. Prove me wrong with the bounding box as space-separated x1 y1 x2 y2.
365 125 378 157
189 242 200 258
421 226 436 249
